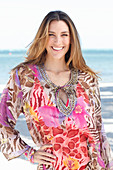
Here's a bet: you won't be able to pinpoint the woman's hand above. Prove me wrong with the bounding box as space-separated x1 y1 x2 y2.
33 144 56 166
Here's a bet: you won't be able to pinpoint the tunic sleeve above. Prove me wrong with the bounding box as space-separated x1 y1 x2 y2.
89 78 113 169
0 69 30 160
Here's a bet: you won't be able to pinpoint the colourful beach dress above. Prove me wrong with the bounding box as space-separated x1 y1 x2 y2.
0 64 113 170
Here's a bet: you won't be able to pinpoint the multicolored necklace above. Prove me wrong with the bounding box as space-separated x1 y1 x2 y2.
38 64 78 117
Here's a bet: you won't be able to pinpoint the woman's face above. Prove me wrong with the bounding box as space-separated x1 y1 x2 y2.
45 20 70 60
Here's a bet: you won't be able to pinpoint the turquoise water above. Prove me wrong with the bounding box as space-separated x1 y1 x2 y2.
0 50 113 84
83 50 113 83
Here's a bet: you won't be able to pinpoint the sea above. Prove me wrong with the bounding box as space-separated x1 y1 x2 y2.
0 49 113 91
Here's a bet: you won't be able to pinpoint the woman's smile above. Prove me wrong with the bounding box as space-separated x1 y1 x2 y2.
46 20 70 60
52 46 64 51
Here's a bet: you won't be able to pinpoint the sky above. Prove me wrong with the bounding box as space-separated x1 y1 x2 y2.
0 0 113 50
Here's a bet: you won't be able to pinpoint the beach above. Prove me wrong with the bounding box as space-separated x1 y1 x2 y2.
0 82 113 169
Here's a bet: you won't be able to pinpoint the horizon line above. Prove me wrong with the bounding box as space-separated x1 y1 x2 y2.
0 48 113 51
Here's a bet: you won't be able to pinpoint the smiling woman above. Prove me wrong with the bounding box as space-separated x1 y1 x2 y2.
0 10 113 170
45 20 70 62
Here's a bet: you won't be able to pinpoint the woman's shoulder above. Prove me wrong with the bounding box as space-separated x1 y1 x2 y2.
11 63 39 88
12 63 36 75
77 69 98 88
10 63 38 86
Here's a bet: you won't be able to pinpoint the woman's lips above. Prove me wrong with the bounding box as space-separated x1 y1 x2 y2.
52 47 64 51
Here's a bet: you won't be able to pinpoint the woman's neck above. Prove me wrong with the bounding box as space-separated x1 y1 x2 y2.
44 57 69 73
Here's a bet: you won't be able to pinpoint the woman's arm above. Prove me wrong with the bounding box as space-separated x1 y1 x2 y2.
0 67 56 167
0 69 31 160
88 77 113 169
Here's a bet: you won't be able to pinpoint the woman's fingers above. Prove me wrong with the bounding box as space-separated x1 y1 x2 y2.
36 158 53 165
37 154 56 163
37 150 56 159
33 144 56 165
40 144 53 150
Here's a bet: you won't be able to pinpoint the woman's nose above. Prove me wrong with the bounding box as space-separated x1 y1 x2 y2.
54 36 62 44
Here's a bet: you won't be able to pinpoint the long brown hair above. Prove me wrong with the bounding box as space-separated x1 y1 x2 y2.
13 10 98 77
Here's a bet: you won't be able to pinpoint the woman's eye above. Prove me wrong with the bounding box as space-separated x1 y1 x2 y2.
49 34 55 36
62 34 68 36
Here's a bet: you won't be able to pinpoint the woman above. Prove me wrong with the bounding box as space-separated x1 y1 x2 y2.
0 11 113 170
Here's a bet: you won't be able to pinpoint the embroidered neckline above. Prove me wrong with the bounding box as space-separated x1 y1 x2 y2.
38 64 78 116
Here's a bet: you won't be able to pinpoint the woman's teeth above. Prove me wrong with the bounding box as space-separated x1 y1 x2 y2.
52 47 63 51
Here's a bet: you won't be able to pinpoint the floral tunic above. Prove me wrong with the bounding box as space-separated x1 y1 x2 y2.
0 64 113 170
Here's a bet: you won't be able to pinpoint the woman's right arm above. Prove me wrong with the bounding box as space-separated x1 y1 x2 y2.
0 69 31 160
0 68 56 166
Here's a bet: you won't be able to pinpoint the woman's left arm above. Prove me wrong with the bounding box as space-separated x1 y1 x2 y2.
93 78 113 169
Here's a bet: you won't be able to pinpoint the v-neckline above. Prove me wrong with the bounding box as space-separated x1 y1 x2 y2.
37 64 77 89
34 64 78 117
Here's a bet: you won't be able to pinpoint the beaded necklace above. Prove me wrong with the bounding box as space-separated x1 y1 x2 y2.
38 64 78 117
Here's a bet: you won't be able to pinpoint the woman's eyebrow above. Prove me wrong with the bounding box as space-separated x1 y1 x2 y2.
61 31 70 33
48 31 55 33
48 31 69 33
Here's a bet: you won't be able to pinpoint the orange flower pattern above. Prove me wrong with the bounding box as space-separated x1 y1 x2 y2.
63 156 80 169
